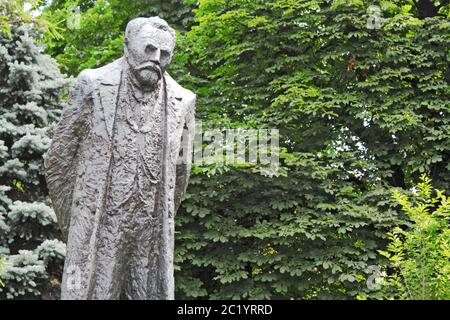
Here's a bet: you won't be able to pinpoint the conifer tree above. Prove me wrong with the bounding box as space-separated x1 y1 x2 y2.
0 25 70 299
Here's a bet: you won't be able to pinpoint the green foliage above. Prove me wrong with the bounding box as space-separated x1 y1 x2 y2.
0 25 70 299
39 0 449 300
172 0 449 299
379 176 450 300
176 163 404 299
0 0 60 38
42 0 196 75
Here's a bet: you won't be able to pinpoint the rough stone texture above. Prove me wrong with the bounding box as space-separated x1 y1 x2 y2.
44 17 196 300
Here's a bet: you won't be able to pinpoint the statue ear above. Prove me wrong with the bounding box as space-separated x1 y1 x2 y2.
125 38 129 47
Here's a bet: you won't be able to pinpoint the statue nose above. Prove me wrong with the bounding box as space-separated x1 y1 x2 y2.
145 45 161 64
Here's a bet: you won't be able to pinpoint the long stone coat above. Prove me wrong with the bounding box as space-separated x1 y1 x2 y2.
44 58 195 299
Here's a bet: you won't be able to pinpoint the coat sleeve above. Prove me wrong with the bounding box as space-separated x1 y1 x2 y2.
174 94 196 214
44 72 93 240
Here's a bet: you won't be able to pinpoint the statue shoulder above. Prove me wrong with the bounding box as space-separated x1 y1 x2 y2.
183 88 196 107
74 58 123 95
165 73 196 108
73 69 96 97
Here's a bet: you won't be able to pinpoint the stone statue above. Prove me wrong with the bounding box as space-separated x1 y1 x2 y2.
45 17 196 300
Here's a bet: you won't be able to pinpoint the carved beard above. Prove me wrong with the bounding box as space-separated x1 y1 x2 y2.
127 58 163 91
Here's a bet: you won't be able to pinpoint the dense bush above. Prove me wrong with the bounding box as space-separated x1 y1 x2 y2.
380 176 450 300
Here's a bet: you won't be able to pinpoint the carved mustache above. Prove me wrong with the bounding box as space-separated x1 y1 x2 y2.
137 62 162 78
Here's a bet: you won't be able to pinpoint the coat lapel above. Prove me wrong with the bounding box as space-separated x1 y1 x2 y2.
97 59 123 139
98 85 120 138
165 73 185 137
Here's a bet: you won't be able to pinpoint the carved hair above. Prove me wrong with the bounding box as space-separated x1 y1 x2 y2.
125 17 176 46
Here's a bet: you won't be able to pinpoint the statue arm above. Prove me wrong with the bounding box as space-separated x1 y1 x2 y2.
45 72 93 239
174 94 196 214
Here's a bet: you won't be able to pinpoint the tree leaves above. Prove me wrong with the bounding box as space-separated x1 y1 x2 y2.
37 0 450 300
173 0 449 299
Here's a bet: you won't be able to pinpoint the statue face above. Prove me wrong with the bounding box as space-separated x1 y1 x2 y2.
125 24 175 89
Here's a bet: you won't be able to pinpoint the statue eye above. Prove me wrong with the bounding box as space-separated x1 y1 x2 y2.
161 50 170 61
145 44 156 54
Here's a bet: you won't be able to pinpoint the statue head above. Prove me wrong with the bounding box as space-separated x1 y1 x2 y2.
125 17 176 89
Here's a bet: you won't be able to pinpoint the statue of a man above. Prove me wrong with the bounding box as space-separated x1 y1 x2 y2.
45 17 195 300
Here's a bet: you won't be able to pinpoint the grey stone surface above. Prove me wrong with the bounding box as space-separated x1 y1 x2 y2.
44 17 196 300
